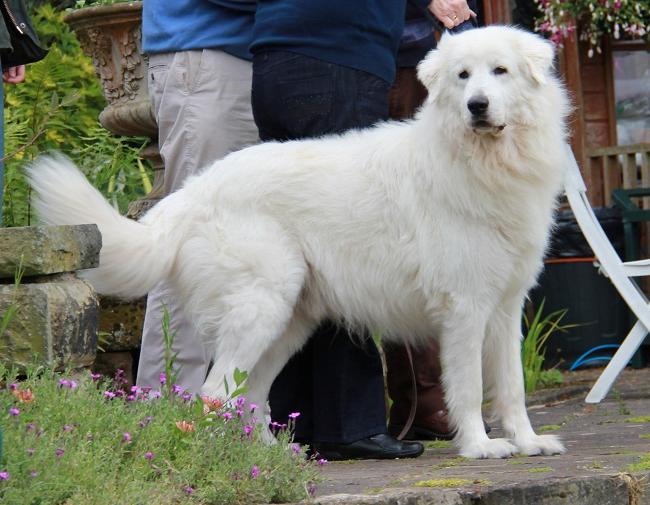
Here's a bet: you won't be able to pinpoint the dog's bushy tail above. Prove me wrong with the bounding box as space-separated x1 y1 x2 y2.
27 154 173 298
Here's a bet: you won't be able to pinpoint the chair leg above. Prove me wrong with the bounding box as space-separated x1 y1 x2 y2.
585 320 648 403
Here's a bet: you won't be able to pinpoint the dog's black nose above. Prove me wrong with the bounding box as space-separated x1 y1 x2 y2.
467 96 489 116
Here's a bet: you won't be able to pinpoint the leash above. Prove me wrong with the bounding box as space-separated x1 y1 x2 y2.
396 342 418 440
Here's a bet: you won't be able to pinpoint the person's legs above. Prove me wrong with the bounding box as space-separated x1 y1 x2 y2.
138 50 259 393
253 51 422 459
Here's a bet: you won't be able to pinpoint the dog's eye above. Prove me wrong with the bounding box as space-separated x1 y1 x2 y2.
458 70 470 80
493 66 508 75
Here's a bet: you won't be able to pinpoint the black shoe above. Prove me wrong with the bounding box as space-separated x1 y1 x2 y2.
312 433 424 461
388 421 492 441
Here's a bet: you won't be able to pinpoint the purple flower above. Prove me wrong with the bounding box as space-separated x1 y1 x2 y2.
144 451 155 460
182 392 193 402
30 470 38 478
122 432 132 443
222 412 233 420
250 465 260 479
308 483 317 497
317 458 328 466
8 406 20 417
288 412 301 420
62 425 73 432
104 391 116 399
58 379 77 390
235 397 246 408
172 384 183 395
130 385 141 394
249 403 258 412
26 448 35 456
159 373 166 385
291 443 301 455
184 486 194 495
0 471 9 481
90 372 101 381
150 391 162 399
9 383 17 390
243 425 254 436
26 422 36 431
55 448 65 457
236 409 244 417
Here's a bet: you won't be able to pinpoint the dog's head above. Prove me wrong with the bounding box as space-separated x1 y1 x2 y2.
417 26 558 136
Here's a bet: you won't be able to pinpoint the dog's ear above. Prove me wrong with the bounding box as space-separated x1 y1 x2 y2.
416 49 443 102
521 34 554 85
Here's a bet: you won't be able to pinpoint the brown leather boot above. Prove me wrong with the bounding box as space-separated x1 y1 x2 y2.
384 340 454 440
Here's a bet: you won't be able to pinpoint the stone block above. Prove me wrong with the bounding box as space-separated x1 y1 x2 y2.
0 224 101 279
99 296 145 351
0 274 99 368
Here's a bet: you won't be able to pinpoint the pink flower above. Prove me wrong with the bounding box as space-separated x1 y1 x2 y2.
243 425 254 436
144 451 155 460
8 406 20 417
62 425 73 432
90 372 101 381
184 486 194 495
288 412 301 420
317 458 328 466
9 383 17 390
0 471 9 481
122 432 132 443
55 448 65 457
159 373 166 385
104 391 116 399
249 403 258 412
223 412 233 420
250 465 260 479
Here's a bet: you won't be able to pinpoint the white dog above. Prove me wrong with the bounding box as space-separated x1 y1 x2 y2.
28 26 570 459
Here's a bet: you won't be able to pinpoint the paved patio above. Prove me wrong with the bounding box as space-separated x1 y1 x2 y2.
296 367 650 504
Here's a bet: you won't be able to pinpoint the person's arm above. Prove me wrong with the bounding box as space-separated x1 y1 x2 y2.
3 65 25 84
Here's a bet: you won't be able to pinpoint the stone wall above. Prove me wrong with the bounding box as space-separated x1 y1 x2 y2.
0 225 101 369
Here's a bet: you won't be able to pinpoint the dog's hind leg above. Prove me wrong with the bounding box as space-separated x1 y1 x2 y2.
439 300 517 459
172 221 309 404
483 297 566 456
243 310 318 443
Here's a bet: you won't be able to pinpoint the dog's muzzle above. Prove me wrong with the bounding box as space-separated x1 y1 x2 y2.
467 96 505 133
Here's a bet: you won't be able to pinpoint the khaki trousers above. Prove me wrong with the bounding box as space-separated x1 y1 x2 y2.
137 49 258 393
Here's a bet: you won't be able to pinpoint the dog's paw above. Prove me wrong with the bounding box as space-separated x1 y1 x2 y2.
514 434 566 456
459 437 518 459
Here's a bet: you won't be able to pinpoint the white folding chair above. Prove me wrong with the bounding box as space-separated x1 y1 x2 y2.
563 144 650 403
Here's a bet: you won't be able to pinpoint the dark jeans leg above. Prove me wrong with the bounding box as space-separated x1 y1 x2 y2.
252 50 390 444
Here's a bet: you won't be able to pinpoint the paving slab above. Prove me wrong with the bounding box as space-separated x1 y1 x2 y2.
298 368 650 504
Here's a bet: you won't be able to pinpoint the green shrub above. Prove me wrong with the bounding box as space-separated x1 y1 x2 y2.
2 4 151 227
0 366 320 504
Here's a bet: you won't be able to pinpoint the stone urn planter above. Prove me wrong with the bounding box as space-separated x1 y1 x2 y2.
64 1 164 214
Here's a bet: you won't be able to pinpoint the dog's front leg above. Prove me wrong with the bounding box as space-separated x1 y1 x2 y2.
439 304 517 459
484 300 566 456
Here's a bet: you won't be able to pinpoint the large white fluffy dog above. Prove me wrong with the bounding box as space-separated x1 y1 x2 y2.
28 26 570 459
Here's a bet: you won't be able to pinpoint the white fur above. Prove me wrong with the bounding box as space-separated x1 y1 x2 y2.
28 27 570 458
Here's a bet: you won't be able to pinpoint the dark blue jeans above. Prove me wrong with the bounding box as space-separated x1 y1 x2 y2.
252 50 390 444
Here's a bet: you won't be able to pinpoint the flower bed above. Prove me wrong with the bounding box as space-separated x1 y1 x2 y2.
0 365 320 504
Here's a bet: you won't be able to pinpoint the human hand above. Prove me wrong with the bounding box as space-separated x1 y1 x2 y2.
3 65 26 84
428 0 477 30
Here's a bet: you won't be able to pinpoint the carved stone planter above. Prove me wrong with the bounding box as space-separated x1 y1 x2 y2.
65 1 164 210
